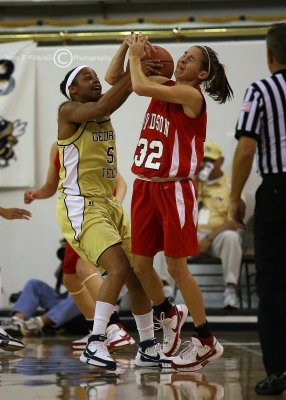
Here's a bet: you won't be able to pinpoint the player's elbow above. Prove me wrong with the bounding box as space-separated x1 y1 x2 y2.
132 83 147 96
105 73 118 86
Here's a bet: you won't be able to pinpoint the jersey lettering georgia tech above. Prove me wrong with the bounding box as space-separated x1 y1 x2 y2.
131 81 207 180
57 117 117 199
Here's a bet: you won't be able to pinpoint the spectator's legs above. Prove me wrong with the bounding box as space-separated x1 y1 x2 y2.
13 279 61 319
45 295 81 327
209 230 242 286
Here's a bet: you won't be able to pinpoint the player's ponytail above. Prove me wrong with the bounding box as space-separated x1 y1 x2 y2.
198 46 233 104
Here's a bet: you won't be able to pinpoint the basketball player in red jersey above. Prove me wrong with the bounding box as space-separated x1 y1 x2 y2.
105 33 233 371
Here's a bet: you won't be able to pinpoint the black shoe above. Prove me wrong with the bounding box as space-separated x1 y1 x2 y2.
255 371 286 395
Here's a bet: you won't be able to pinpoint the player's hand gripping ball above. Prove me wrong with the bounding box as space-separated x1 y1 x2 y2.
143 45 174 79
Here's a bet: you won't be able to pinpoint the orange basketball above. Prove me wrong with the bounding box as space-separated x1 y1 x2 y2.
144 45 174 79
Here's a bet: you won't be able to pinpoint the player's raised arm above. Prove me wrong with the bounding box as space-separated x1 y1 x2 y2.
105 32 160 86
128 34 204 117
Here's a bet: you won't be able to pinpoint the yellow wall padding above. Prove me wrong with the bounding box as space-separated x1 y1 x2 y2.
0 19 38 27
246 14 286 21
44 19 89 26
94 18 138 25
197 15 240 23
145 17 189 24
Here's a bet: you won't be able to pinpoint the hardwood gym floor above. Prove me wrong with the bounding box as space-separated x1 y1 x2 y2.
0 329 282 400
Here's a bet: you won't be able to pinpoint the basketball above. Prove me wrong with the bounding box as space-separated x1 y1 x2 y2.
144 45 174 79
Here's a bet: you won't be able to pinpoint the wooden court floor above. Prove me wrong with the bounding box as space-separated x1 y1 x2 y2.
0 330 283 400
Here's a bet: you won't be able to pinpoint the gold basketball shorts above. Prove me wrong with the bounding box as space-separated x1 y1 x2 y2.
56 194 132 275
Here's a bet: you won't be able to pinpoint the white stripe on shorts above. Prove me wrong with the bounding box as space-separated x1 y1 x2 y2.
64 194 85 241
175 181 185 229
189 180 198 227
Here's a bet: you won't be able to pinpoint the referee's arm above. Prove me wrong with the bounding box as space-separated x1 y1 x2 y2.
230 136 256 225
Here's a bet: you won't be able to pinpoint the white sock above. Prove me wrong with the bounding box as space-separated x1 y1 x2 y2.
133 311 154 342
92 301 114 336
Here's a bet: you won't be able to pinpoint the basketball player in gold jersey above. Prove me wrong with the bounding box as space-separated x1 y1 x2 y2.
57 65 172 370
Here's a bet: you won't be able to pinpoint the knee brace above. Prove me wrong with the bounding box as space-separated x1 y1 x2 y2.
81 273 98 286
68 287 85 296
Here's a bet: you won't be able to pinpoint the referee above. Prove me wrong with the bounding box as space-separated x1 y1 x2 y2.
230 23 286 395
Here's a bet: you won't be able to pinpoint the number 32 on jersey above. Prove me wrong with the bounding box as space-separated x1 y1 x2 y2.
134 138 163 170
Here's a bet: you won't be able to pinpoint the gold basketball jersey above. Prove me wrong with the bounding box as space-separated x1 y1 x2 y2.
57 117 117 198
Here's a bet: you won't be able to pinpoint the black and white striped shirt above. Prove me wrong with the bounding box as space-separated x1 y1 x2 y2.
235 69 286 176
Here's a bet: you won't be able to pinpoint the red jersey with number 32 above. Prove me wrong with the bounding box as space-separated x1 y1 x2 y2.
131 81 207 179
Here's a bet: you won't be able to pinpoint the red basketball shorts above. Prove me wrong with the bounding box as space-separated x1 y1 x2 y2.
63 242 80 274
131 178 199 257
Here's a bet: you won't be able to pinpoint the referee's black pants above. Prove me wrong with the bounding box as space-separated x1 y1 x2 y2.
254 174 286 375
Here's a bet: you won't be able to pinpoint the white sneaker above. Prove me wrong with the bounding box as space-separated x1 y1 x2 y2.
70 332 91 350
134 337 173 368
21 317 43 336
223 287 239 309
106 323 135 352
172 335 224 371
156 304 188 356
0 326 25 352
80 334 116 371
71 324 135 352
0 317 25 336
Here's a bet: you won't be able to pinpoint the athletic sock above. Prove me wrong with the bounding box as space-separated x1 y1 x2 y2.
133 311 154 342
107 311 120 327
194 320 211 338
153 297 172 317
92 301 114 336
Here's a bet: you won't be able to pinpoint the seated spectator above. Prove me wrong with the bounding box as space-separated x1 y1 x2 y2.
196 142 242 309
1 257 81 336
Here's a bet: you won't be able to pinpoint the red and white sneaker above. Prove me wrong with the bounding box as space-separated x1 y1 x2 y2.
70 324 135 352
70 333 91 351
156 304 188 356
171 335 224 371
106 323 135 352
